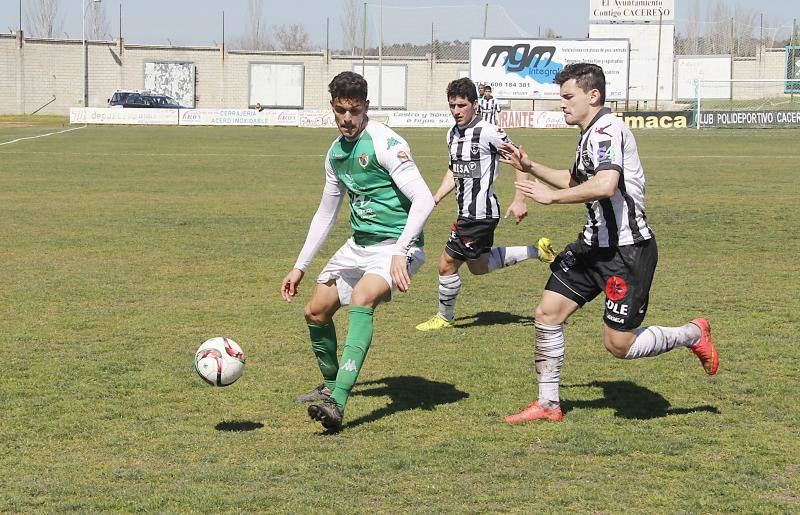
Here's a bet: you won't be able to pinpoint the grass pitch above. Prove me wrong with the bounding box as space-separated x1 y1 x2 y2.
1 119 798 512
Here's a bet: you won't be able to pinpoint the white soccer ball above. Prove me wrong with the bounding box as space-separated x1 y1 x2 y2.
194 337 246 386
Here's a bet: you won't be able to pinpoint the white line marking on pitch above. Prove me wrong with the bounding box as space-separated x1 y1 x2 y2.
0 125 86 146
0 149 795 160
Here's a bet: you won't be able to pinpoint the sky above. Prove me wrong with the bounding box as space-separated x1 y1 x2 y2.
1 0 797 49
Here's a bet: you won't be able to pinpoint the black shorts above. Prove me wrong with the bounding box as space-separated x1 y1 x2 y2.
545 237 658 330
444 217 499 261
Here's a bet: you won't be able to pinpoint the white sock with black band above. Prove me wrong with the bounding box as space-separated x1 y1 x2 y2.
625 323 702 359
535 320 565 406
487 245 538 272
437 273 461 322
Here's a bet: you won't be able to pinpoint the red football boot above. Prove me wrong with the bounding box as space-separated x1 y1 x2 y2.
690 317 719 375
504 400 563 423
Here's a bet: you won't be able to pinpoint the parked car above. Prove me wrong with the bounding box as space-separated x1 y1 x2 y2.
108 90 185 108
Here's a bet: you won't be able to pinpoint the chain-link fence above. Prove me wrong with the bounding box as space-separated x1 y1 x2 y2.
675 17 796 57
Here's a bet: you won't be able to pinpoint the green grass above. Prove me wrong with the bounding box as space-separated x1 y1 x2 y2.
1 124 798 512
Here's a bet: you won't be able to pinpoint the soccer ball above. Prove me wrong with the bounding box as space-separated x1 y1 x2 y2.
194 337 246 386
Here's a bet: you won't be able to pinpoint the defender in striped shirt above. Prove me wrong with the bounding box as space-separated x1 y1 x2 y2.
500 63 719 424
416 77 554 332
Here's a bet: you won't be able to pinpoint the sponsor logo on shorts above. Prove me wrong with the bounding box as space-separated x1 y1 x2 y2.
605 276 627 301
606 299 629 316
605 313 625 324
559 250 576 272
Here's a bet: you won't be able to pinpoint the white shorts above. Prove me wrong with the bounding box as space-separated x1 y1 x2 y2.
317 237 426 305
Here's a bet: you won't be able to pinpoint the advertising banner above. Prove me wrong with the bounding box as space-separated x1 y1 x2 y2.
385 111 453 128
498 111 570 129
470 39 630 100
590 0 674 23
178 109 298 126
616 111 694 129
69 107 179 125
298 110 337 128
697 111 800 128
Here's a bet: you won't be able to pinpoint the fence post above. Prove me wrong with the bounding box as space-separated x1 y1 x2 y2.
361 2 367 75
654 13 663 111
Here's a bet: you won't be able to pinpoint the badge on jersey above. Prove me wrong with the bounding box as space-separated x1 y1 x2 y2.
358 152 370 168
397 150 412 164
596 140 616 166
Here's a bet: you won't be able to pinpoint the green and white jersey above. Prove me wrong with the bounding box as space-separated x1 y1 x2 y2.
325 120 425 247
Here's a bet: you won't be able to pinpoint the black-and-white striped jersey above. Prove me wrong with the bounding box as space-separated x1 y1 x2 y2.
447 115 512 220
478 97 500 124
572 107 654 247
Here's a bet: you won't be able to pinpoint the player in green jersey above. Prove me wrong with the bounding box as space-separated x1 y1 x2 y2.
281 72 435 431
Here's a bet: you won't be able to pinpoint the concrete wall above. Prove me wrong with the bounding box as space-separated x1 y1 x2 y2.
0 33 792 115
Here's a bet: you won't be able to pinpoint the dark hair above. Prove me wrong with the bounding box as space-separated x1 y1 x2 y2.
483 85 492 92
329 71 368 101
555 63 606 104
447 77 478 103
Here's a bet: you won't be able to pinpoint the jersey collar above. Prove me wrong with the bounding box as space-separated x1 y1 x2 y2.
581 107 612 135
455 114 481 134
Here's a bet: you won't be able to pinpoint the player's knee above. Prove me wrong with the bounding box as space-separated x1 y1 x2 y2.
304 303 330 325
534 304 562 325
438 255 459 276
603 332 632 359
349 291 379 309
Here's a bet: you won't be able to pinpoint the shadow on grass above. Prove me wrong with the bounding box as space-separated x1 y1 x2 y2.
215 421 264 432
338 375 469 430
562 380 719 420
455 311 534 329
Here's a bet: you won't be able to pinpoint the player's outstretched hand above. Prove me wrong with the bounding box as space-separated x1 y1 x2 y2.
515 179 556 205
499 143 531 173
504 199 528 224
281 269 305 302
390 254 411 293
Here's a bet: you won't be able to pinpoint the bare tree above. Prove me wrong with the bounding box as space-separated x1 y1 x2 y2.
273 24 312 52
676 0 767 57
26 0 63 38
88 1 110 40
238 0 274 50
340 0 361 55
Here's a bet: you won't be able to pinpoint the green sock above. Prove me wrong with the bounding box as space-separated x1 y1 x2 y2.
330 306 374 410
308 321 338 391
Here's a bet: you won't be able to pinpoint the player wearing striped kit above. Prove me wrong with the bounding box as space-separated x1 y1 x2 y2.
500 63 719 423
478 85 501 124
416 77 553 332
